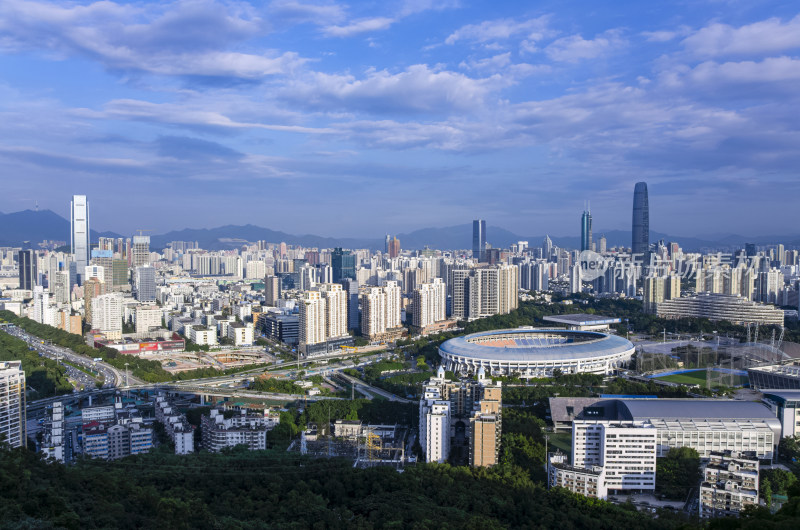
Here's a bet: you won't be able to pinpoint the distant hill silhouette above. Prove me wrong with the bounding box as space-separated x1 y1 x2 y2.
0 209 797 252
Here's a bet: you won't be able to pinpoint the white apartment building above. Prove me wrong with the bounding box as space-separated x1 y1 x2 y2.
92 292 123 335
0 361 26 448
419 383 451 464
300 290 326 348
135 306 162 334
154 396 195 455
360 281 401 340
412 278 446 329
699 451 759 518
201 409 279 452
450 265 519 321
318 283 348 339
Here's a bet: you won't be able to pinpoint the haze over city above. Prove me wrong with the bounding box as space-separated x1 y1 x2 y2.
1 0 799 236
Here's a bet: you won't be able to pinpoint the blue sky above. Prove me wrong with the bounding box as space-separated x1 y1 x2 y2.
0 0 798 238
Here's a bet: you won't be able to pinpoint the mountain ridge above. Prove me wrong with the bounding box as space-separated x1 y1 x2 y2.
1 209 797 252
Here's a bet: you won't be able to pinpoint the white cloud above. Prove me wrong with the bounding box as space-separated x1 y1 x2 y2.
281 64 503 113
682 14 800 58
545 29 626 62
445 16 551 45
73 99 334 134
322 17 395 37
0 0 307 80
688 56 800 84
267 1 346 26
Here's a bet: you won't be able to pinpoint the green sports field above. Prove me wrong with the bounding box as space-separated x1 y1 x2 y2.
654 369 748 388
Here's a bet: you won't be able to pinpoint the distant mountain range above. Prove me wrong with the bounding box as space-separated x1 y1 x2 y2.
1 209 798 252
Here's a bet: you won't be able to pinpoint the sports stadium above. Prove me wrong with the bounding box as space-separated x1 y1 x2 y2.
439 327 635 378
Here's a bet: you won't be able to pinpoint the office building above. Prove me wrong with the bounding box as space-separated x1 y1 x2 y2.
260 313 299 346
227 322 254 346
387 237 401 259
580 206 592 252
134 266 156 302
264 275 281 306
71 195 89 280
331 248 356 282
699 452 759 518
17 250 36 291
761 391 800 437
340 278 360 330
132 235 150 268
473 219 486 262
0 361 26 448
135 306 162 334
656 293 784 325
632 182 649 256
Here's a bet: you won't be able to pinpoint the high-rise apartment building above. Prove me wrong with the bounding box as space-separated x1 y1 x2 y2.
469 374 502 468
339 278 360 330
412 278 446 330
71 195 89 281
360 281 402 340
17 249 36 291
450 265 519 321
580 206 592 252
472 220 486 262
92 293 123 335
632 182 649 256
0 361 26 448
300 284 351 356
387 237 401 259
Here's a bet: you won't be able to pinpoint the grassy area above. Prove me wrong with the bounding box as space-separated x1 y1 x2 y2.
655 369 748 388
548 432 572 454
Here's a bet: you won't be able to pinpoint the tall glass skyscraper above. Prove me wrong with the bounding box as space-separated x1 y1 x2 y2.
331 248 356 282
70 195 89 283
580 206 592 252
473 219 486 262
632 182 649 255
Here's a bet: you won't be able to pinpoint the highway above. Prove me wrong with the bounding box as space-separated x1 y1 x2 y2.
1 324 132 387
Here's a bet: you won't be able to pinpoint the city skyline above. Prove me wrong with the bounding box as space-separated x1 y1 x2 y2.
0 1 799 236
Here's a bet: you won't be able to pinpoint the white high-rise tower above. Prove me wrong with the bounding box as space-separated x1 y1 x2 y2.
71 195 89 281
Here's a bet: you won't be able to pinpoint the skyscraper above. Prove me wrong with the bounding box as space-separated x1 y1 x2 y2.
632 182 649 255
580 205 592 252
331 248 356 282
472 219 486 262
17 250 36 291
70 195 89 281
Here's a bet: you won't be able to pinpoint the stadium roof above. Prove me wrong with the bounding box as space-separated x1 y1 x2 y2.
542 314 621 326
439 328 634 362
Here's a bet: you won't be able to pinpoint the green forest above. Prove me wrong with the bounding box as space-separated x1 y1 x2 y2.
0 330 73 399
3 443 800 529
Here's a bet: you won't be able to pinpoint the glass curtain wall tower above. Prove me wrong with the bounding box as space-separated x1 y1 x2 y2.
473 219 486 262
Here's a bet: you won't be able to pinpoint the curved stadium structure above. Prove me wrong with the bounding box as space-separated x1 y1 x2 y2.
439 327 635 377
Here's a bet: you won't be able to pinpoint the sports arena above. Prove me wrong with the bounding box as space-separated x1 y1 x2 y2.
439 327 635 377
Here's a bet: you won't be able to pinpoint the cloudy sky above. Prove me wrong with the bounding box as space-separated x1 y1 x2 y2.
0 0 798 238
